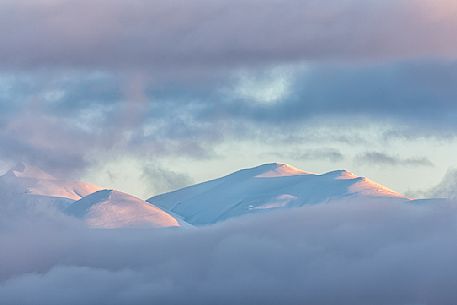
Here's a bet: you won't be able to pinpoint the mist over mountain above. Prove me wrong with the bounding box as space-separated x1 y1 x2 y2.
2 0 457 303
0 162 103 210
66 190 182 229
0 162 416 228
1 161 457 305
1 162 448 229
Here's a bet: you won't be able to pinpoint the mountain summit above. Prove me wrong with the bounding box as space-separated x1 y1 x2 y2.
1 163 102 201
0 163 186 229
221 163 313 179
0 162 408 229
6 162 56 180
148 163 408 225
66 190 183 229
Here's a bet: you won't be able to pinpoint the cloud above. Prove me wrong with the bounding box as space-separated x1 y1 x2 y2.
218 61 457 128
427 168 457 199
264 148 345 162
1 0 457 70
0 72 221 176
1 60 457 177
142 165 194 195
355 152 434 167
1 198 457 304
3 59 457 173
0 108 95 177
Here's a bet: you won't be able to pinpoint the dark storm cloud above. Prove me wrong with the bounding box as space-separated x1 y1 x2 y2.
1 198 457 304
0 0 457 70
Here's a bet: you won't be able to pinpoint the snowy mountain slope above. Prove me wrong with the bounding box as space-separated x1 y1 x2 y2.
1 163 102 200
66 190 183 229
148 163 409 225
0 163 103 209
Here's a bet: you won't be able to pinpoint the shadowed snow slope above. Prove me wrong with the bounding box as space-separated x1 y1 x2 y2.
148 163 408 225
0 163 103 208
66 190 182 229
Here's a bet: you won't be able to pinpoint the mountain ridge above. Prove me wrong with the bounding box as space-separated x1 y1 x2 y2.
66 189 183 229
0 162 411 228
148 163 408 225
0 162 103 201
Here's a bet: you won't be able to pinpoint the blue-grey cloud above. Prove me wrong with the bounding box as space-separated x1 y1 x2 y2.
214 62 457 127
356 152 434 167
263 148 345 163
1 60 457 175
427 169 457 199
142 165 194 196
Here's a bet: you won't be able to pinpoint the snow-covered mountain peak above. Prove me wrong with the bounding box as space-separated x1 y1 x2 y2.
322 169 357 180
1 163 103 201
255 163 313 178
6 162 56 180
64 190 118 217
148 163 409 225
350 177 407 198
66 189 183 229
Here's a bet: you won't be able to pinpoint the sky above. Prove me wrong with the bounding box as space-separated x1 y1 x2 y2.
1 0 457 198
3 2 457 304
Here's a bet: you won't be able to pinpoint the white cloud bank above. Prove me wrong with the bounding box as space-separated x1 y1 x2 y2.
1 198 457 305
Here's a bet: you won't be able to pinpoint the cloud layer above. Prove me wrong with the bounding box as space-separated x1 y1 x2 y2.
1 0 457 70
1 60 456 178
428 169 457 199
356 152 434 167
1 0 457 194
1 198 457 305
1 3 457 303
